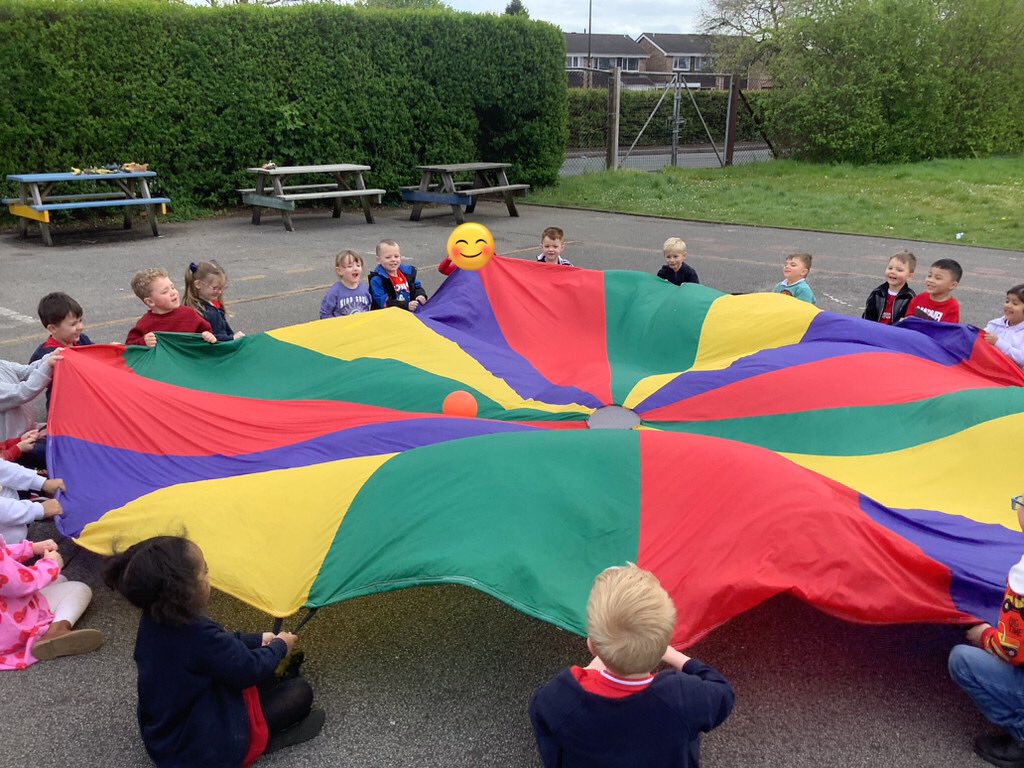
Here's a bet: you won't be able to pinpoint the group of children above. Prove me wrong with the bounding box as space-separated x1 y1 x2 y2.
4 230 1024 767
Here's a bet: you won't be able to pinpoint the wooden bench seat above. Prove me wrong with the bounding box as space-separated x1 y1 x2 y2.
236 183 338 195
399 182 474 192
25 197 170 212
279 189 385 202
3 192 133 204
461 184 530 196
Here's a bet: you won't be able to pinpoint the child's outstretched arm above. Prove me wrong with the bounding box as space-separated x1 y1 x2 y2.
0 354 58 409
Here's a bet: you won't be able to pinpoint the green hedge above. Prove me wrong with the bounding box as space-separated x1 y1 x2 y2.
567 88 777 149
0 1 567 210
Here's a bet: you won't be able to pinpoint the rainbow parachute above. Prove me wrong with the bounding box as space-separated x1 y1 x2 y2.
50 258 1024 646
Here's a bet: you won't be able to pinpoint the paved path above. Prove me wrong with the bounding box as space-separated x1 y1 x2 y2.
2 201 1018 767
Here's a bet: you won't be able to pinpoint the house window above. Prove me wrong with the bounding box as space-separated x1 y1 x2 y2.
695 56 713 72
673 56 691 71
566 56 581 68
618 57 640 71
596 57 615 71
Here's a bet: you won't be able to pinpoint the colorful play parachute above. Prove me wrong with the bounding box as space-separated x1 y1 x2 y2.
50 257 1024 646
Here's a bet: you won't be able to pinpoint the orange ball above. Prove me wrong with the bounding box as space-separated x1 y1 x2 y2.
442 390 478 418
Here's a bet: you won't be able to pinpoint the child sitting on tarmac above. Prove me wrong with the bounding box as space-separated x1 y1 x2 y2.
983 284 1024 369
104 536 325 767
862 250 916 325
536 226 574 266
657 237 700 285
126 268 217 347
903 258 962 323
320 250 372 318
0 348 61 469
0 461 65 544
772 252 815 304
0 535 103 670
949 494 1024 768
183 261 245 342
30 291 94 363
29 291 94 415
368 240 428 311
529 563 734 767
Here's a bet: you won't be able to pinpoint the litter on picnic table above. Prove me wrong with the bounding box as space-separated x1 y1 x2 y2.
70 162 149 174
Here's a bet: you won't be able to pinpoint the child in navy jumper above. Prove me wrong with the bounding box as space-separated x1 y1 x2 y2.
29 291 94 417
657 237 700 286
529 564 734 768
105 536 324 768
183 261 246 342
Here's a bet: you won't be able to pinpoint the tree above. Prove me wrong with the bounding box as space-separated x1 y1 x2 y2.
350 0 451 7
699 0 811 72
504 0 528 16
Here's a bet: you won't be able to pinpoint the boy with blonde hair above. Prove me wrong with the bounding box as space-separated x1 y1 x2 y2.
368 240 428 311
657 237 700 285
126 269 217 347
863 250 916 324
773 252 815 304
529 564 734 767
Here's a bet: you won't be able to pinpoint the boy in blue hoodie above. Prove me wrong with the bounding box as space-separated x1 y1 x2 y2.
368 239 428 311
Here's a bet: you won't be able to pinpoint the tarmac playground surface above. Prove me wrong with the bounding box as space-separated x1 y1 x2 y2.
2 199 1022 767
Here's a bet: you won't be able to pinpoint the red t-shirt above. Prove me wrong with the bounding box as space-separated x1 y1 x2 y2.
389 271 411 302
905 293 960 323
570 666 655 699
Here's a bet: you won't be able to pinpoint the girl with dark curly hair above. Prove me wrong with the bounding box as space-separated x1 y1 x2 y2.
104 536 324 767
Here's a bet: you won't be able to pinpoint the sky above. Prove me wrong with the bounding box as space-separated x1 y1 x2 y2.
445 0 704 38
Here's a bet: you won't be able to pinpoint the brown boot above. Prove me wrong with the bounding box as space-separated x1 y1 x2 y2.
33 621 104 661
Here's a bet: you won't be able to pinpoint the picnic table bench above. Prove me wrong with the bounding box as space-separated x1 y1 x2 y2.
4 171 169 246
400 162 529 224
242 164 385 232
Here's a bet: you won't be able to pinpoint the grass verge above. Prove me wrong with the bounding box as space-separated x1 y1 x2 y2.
529 157 1024 251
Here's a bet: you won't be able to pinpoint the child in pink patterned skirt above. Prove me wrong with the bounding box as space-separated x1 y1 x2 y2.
0 535 103 670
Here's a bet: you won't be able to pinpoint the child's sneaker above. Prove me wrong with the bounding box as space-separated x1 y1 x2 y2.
32 628 104 660
975 733 1024 768
265 708 325 753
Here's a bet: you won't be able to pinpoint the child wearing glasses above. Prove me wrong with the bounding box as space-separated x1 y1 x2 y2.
949 495 1024 768
183 261 245 342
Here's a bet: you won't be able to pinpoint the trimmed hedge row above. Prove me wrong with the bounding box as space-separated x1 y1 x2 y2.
0 1 567 210
567 88 776 150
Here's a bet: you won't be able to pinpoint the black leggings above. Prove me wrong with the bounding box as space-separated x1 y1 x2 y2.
258 677 313 734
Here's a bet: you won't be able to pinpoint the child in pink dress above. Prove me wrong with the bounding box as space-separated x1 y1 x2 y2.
0 536 103 670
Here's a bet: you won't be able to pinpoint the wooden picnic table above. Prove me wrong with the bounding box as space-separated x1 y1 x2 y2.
242 164 385 232
4 170 170 246
400 162 529 224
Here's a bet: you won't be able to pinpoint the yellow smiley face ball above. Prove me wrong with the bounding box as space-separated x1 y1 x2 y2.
447 223 496 271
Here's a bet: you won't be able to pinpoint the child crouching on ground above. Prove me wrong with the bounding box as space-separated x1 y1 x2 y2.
0 535 103 670
104 536 324 767
529 563 734 767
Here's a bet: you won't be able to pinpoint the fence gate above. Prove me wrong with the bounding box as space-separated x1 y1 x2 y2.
562 68 776 177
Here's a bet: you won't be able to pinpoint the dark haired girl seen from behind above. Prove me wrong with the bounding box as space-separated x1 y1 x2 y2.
104 536 324 768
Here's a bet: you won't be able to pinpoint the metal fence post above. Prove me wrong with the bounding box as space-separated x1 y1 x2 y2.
671 75 681 167
606 66 620 171
725 74 738 167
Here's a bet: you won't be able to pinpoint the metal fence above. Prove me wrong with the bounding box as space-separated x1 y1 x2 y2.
562 68 775 177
